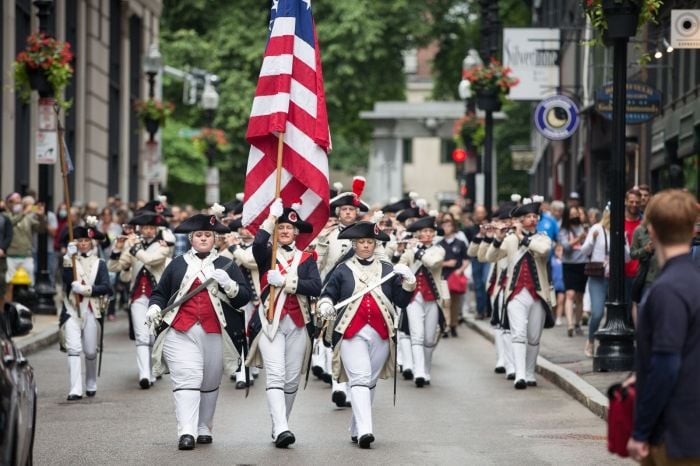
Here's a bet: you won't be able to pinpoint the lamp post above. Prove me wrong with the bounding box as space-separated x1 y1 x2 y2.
593 1 638 372
459 49 482 206
33 0 56 315
142 43 162 199
201 77 220 205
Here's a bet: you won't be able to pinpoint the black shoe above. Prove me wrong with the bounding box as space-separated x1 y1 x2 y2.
494 366 506 374
450 327 458 337
514 379 527 390
415 377 425 388
567 328 573 338
321 373 332 384
312 366 324 378
235 381 247 390
139 378 151 389
332 390 347 408
351 436 358 443
86 391 96 397
196 435 213 444
526 381 537 387
252 371 259 379
230 374 237 381
442 331 449 338
66 394 82 401
275 430 296 448
178 434 195 450
425 380 431 386
402 369 414 380
358 433 375 449
507 373 516 380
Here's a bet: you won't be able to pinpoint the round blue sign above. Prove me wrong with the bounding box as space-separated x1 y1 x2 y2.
534 95 580 141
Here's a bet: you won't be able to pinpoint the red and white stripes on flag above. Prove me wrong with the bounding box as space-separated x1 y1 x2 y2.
242 0 330 249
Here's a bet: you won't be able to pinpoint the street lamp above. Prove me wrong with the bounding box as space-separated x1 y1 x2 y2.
459 49 482 205
201 78 220 205
143 43 162 100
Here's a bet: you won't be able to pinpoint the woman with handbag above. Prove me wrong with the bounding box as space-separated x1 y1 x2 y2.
438 214 468 337
580 209 630 357
557 206 589 337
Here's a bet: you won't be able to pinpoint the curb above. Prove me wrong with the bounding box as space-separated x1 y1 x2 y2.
464 317 609 420
16 326 59 356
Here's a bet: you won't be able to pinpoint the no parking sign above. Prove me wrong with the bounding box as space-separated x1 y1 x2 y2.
534 95 580 141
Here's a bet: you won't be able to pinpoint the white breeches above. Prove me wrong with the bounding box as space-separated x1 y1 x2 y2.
131 295 155 381
407 294 439 380
65 311 99 395
340 325 390 438
162 324 223 438
258 315 307 438
506 289 546 383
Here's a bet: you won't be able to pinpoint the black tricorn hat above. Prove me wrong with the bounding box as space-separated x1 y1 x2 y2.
174 214 230 234
511 200 542 218
382 198 413 213
128 212 170 228
338 221 389 242
227 217 243 231
278 207 313 234
497 203 516 220
396 207 425 223
329 193 370 212
141 199 172 217
406 216 438 233
73 225 105 241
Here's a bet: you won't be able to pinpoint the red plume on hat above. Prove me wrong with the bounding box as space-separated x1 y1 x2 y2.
352 176 366 207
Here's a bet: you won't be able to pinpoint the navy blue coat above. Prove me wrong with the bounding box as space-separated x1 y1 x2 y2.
60 258 112 325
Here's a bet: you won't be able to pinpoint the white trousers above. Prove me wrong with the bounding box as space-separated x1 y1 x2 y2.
495 329 515 375
407 294 439 380
64 311 98 396
340 325 389 438
131 295 154 382
506 289 546 383
162 324 223 438
258 315 306 439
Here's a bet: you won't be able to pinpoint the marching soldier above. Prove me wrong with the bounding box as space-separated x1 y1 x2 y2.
399 215 446 387
108 211 171 389
317 221 416 448
485 199 554 389
246 198 322 448
316 176 369 408
60 221 112 400
146 213 251 450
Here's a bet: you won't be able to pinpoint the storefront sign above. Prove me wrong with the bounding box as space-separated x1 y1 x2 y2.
534 95 580 140
671 10 700 49
595 82 661 124
503 28 560 101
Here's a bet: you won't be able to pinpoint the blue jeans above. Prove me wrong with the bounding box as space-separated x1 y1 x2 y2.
587 276 608 341
470 258 489 316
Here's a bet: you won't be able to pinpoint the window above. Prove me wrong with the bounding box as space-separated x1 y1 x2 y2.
128 14 142 202
441 139 457 164
402 138 413 164
108 0 122 196
65 0 78 199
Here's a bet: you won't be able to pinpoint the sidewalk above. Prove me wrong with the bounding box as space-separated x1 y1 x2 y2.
14 313 60 355
464 314 626 420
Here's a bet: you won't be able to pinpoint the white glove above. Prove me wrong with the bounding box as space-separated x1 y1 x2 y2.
71 281 90 296
66 242 78 257
212 269 233 288
270 198 284 218
393 264 416 284
146 304 162 327
318 301 336 320
267 269 285 287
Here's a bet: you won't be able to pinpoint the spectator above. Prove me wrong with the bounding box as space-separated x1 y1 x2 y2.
638 184 651 213
439 214 468 337
586 207 601 227
550 200 565 229
537 200 560 243
623 189 642 312
567 191 581 208
4 193 46 300
558 205 588 337
0 204 13 314
550 244 565 326
463 204 490 319
31 199 58 286
626 189 700 464
630 219 659 307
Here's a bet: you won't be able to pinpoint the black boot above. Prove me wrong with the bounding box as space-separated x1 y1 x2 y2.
139 378 151 389
402 369 414 380
66 394 82 401
415 377 425 388
514 379 527 390
275 430 296 448
178 434 195 450
494 366 506 374
332 390 347 408
196 435 213 444
358 433 375 449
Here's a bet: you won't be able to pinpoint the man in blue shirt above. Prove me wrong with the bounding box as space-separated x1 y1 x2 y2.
626 189 700 464
536 199 559 243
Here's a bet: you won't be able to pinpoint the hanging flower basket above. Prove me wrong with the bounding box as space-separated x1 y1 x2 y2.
192 128 230 155
134 99 174 131
462 58 518 112
144 117 160 136
452 112 485 150
12 32 74 108
583 0 663 43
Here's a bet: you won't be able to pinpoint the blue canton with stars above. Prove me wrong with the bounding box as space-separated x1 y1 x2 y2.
269 0 315 48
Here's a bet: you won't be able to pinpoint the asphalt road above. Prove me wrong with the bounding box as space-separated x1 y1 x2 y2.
29 318 629 465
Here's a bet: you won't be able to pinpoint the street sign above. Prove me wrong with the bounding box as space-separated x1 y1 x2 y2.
533 95 580 140
35 130 57 164
671 10 700 49
594 82 661 124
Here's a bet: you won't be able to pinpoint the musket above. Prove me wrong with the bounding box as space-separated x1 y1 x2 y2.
98 315 105 376
305 319 328 390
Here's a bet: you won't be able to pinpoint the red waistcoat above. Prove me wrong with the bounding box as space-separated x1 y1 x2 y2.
171 278 221 334
344 293 389 340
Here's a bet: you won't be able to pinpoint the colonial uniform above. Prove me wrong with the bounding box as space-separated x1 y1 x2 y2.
148 214 251 450
399 216 447 386
107 212 172 388
485 201 554 389
318 221 416 448
315 179 370 407
246 206 322 448
60 226 112 400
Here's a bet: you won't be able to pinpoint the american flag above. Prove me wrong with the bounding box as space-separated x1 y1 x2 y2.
242 0 330 249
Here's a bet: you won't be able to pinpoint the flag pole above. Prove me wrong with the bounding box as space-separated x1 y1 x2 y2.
56 105 80 317
267 131 285 322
